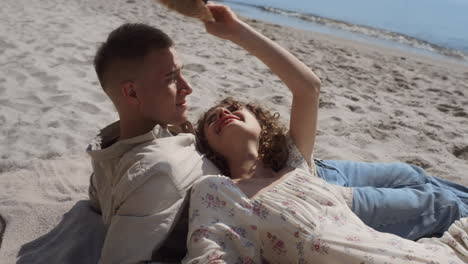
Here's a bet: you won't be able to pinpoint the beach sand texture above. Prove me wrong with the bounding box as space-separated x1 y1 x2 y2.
1 0 468 262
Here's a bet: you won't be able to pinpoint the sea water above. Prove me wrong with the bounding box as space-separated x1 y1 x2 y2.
214 0 468 63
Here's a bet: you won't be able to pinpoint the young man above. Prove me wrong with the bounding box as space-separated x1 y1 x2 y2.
87 5 467 263
87 24 221 263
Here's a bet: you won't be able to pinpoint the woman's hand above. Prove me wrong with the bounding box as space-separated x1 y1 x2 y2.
203 4 249 42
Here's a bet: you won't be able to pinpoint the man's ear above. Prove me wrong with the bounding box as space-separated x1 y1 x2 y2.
120 81 140 106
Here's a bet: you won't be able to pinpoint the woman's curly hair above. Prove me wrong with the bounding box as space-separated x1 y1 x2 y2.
196 97 289 177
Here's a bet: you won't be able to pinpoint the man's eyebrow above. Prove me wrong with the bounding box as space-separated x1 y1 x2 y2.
164 65 184 77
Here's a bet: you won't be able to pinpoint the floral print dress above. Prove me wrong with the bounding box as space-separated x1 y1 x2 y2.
182 137 468 264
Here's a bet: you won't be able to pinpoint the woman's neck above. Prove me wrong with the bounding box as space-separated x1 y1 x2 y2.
227 144 277 180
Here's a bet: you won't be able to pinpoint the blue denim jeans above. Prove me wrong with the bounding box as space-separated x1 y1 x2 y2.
314 159 468 240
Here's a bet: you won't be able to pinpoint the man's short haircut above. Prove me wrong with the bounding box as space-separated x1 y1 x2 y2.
94 23 174 90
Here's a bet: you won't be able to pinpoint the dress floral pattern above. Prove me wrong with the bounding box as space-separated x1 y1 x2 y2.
182 137 468 264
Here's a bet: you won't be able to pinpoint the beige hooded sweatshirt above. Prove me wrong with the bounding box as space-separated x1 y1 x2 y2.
87 121 219 263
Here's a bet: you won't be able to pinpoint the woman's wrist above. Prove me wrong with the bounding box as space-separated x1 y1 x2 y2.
228 21 256 44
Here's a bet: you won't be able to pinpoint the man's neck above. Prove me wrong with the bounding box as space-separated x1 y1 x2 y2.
119 117 160 141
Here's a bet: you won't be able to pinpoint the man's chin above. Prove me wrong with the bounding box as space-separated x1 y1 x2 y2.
173 114 189 126
167 116 194 134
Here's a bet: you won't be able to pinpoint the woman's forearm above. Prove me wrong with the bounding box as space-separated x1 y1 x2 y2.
230 23 321 97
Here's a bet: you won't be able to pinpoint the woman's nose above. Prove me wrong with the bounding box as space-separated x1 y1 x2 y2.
216 108 231 119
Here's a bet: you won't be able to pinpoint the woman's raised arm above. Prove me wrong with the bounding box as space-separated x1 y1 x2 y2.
204 4 321 164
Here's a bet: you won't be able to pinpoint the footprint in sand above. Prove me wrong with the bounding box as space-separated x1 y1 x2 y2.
343 94 360 102
230 68 244 76
402 157 432 169
346 105 364 113
220 82 231 88
87 90 108 103
367 105 382 113
363 127 387 140
319 99 336 109
372 63 383 70
43 84 60 94
432 72 449 81
270 95 284 104
47 121 60 128
427 88 453 96
14 71 28 85
412 76 430 84
393 76 410 90
454 90 464 97
75 101 101 115
75 70 87 78
376 122 397 131
0 37 16 55
454 111 468 118
0 79 5 94
184 63 206 74
436 104 467 118
30 71 60 84
0 214 5 249
453 146 468 161
49 94 71 103
23 93 43 105
195 51 211 59
425 122 443 130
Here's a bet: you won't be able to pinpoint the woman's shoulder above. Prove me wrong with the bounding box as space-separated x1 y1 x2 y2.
192 174 242 197
193 174 230 185
190 175 250 215
285 132 314 173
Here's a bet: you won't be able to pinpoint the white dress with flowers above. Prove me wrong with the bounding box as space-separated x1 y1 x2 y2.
182 137 468 264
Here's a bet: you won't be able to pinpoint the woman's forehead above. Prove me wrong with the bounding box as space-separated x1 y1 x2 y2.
207 102 242 114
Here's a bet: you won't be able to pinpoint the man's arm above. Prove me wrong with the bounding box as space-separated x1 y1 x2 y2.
98 169 185 264
204 4 321 164
88 173 102 213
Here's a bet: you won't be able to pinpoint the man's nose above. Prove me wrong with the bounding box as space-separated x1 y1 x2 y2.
177 76 192 95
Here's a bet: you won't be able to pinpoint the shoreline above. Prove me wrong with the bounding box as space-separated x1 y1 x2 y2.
242 16 468 75
217 0 468 66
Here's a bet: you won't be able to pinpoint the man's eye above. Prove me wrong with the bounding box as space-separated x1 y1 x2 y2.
169 75 177 83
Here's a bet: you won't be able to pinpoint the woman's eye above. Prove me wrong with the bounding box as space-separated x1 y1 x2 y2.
207 115 216 125
227 105 238 112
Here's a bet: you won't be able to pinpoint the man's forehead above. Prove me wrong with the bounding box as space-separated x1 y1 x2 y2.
145 47 182 71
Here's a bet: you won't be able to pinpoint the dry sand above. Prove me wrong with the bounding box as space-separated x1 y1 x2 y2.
1 0 467 262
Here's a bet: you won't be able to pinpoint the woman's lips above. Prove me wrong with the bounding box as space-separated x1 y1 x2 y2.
216 116 240 134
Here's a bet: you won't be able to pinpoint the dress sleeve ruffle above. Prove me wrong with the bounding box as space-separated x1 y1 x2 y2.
418 217 468 261
285 132 316 176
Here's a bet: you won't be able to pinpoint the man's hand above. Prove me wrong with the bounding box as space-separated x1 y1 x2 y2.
203 4 248 42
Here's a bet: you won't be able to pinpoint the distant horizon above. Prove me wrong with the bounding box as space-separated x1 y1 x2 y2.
215 0 468 62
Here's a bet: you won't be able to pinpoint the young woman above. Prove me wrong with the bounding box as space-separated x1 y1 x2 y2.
182 4 468 263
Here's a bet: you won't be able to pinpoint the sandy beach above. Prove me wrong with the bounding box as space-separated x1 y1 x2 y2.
1 0 468 262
